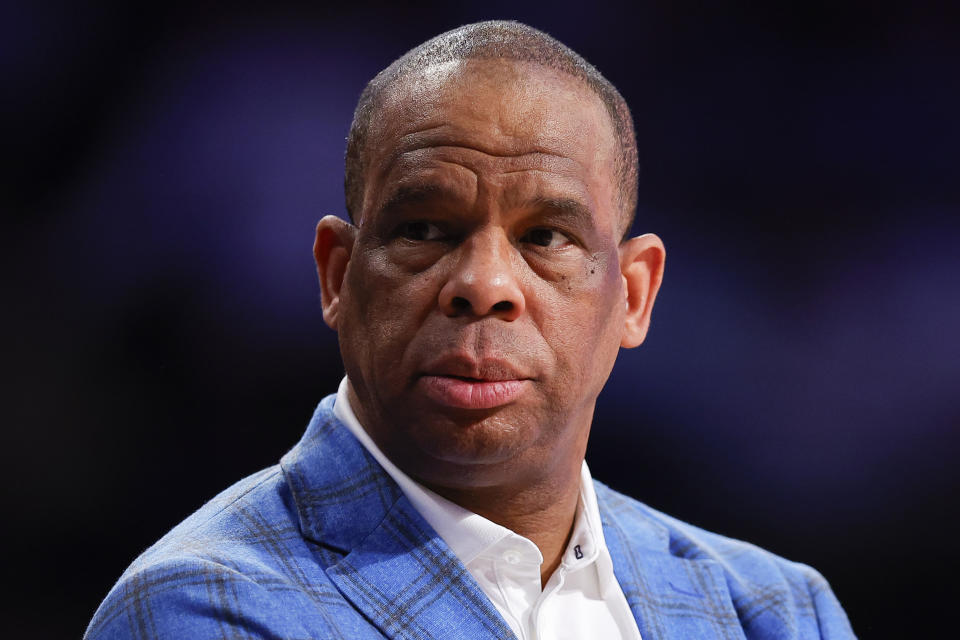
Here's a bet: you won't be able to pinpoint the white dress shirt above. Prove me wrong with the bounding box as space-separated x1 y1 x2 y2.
334 377 642 640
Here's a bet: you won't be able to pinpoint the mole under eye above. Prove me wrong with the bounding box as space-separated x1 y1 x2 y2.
398 221 443 241
521 228 570 248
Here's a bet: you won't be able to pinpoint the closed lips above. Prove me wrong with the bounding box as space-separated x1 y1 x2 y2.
417 375 529 410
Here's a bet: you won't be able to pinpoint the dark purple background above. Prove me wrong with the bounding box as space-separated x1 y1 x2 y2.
4 1 958 637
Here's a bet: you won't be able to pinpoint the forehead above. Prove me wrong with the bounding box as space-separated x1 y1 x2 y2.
361 58 619 225
378 58 613 147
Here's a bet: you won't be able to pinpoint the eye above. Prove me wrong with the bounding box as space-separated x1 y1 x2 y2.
397 221 444 241
520 228 571 249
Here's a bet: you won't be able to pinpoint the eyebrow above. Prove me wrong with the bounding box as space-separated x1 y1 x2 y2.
378 186 596 231
525 196 595 229
379 183 465 215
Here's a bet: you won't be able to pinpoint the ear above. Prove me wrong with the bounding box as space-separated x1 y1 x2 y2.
313 215 357 331
619 233 666 348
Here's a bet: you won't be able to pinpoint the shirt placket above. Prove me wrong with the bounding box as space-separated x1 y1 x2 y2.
491 542 543 640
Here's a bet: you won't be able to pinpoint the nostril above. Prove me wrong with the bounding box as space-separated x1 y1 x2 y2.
451 296 471 311
492 301 513 312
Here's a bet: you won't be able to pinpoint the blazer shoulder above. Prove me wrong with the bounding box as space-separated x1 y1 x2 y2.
86 466 321 639
596 481 819 579
138 465 294 566
595 481 856 639
83 554 313 640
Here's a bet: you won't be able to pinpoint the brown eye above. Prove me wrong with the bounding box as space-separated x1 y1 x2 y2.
398 221 443 241
521 228 570 248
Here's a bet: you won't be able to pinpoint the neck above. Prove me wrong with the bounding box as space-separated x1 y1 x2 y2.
424 465 583 587
343 379 593 586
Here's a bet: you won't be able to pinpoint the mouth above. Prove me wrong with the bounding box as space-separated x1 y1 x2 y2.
416 356 533 410
417 375 530 410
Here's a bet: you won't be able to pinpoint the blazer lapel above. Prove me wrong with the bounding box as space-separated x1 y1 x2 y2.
281 396 515 640
327 493 515 640
598 485 744 640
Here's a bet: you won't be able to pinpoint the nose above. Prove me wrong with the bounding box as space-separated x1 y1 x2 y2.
438 229 525 321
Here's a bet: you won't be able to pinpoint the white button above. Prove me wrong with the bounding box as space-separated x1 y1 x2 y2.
502 549 522 565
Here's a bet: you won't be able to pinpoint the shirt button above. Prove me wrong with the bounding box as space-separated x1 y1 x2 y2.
502 550 522 565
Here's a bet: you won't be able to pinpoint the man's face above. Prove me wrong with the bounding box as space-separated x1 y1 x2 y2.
334 59 630 492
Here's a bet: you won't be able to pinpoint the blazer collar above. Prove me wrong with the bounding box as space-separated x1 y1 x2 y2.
280 395 403 551
280 395 515 640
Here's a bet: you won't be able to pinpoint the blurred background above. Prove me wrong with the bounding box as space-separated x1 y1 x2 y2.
3 1 958 637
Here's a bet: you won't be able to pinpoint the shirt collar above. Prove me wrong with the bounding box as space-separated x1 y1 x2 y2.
333 376 610 570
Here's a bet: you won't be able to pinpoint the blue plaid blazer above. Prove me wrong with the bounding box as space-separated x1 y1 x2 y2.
86 395 855 639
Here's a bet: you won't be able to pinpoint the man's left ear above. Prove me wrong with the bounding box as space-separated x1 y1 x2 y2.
619 233 666 348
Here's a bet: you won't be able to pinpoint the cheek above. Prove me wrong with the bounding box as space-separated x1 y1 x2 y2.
341 249 441 362
540 255 623 387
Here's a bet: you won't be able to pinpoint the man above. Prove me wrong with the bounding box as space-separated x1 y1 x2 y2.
86 21 855 639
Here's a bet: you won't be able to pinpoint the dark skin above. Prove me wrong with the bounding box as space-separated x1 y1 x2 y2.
315 59 665 586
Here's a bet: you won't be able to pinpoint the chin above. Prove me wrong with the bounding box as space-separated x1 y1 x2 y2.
410 454 525 491
407 414 531 469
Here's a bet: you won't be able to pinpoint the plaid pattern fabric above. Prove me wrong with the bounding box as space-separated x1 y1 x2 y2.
85 394 855 639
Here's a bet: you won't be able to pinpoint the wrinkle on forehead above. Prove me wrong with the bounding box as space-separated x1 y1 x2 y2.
396 135 571 161
373 155 603 240
373 59 615 158
387 142 585 181
361 58 619 230
386 145 593 196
